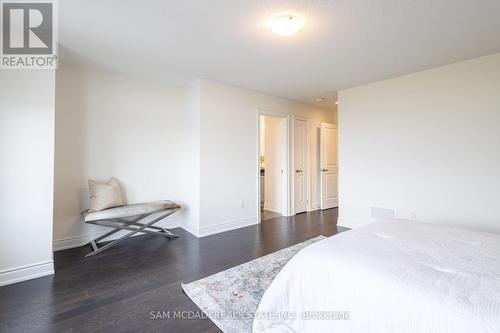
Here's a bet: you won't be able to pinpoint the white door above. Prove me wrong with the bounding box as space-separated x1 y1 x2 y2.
320 123 338 209
294 118 308 214
263 116 288 215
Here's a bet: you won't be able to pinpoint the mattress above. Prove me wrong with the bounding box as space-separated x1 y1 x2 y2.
253 219 500 333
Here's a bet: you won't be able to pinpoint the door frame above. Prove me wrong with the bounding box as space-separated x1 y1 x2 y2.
291 116 311 215
256 109 292 222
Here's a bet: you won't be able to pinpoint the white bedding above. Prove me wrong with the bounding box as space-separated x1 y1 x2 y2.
253 220 500 333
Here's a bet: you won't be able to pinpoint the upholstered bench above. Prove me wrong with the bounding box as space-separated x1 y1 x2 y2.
82 200 181 257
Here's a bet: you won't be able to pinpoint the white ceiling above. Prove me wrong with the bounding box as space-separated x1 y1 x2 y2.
59 0 500 108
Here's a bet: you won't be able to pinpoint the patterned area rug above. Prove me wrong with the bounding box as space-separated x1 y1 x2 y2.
182 235 326 333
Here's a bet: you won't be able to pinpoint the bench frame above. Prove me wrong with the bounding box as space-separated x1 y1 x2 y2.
85 209 179 257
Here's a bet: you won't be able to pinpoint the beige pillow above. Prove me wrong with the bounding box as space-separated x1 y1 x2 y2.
88 177 126 212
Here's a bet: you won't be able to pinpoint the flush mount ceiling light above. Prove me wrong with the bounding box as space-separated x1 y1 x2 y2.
267 14 304 37
315 97 326 103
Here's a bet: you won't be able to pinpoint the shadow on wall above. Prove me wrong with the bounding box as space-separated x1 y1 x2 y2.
52 55 191 248
53 61 94 243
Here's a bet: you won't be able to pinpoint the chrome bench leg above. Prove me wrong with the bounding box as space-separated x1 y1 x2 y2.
85 210 179 257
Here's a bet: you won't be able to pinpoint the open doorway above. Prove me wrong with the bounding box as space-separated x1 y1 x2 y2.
258 114 288 222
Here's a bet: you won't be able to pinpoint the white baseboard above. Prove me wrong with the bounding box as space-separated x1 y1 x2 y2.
53 220 181 251
336 217 348 228
198 216 258 238
181 222 200 238
263 202 281 214
53 234 96 252
54 216 257 248
0 261 54 287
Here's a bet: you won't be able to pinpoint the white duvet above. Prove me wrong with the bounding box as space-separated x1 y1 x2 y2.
253 220 500 333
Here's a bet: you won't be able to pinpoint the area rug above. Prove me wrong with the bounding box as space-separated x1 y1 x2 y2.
181 235 326 333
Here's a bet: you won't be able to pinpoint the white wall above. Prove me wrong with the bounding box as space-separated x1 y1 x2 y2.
338 52 500 233
53 70 336 244
0 70 55 286
263 116 286 214
53 66 193 249
198 79 335 236
181 80 201 235
259 116 266 159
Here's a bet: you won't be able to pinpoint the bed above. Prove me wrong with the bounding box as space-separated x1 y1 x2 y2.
253 219 500 333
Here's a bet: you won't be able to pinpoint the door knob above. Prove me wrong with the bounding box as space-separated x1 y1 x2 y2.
295 169 303 173
321 168 329 172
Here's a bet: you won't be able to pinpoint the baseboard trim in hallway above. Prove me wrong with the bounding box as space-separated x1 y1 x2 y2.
0 261 54 287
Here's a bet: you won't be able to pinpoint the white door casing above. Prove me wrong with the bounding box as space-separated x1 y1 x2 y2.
294 118 308 214
278 117 288 215
320 123 338 209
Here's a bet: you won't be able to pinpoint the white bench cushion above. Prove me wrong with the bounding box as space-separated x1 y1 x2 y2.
83 200 180 222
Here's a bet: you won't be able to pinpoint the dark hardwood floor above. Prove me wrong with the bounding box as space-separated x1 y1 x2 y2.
261 209 282 221
0 208 345 333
